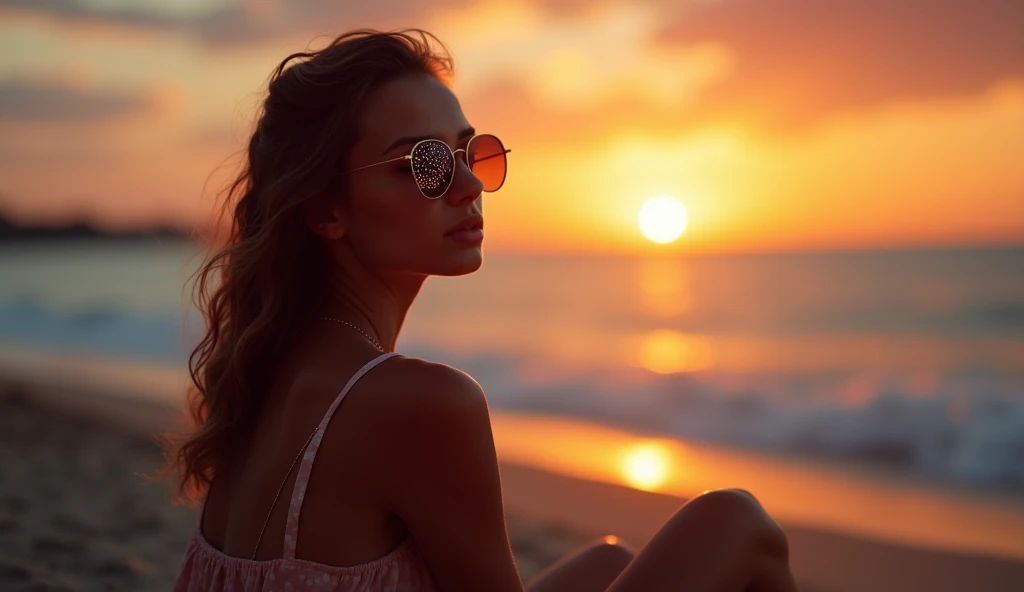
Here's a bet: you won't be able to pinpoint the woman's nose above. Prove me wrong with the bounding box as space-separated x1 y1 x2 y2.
446 154 484 204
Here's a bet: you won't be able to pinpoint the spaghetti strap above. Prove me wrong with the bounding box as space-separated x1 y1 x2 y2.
281 352 401 559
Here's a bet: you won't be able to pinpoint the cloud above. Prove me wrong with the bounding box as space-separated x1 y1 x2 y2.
0 0 470 46
656 0 1024 129
4 0 1022 131
0 0 196 29
190 1 437 46
0 78 149 121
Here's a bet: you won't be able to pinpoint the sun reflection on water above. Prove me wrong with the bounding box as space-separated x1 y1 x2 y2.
639 329 716 374
637 258 693 318
621 440 674 491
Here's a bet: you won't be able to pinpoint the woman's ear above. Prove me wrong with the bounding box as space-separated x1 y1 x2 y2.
305 200 348 240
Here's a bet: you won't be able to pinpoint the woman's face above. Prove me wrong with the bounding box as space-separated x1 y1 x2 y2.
342 72 487 277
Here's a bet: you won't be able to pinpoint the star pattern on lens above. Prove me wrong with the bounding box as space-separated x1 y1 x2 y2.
412 141 454 192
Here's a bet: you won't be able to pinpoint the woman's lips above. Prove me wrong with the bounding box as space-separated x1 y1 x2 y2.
445 228 484 244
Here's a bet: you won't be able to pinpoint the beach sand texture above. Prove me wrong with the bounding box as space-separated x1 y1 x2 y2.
0 382 599 591
1 364 1023 592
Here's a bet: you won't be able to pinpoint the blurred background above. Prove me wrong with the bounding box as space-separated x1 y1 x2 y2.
0 1 1022 591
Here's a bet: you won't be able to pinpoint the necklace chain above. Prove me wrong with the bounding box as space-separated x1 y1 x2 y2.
321 316 383 351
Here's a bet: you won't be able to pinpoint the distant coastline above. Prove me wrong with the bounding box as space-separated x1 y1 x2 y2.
0 213 193 243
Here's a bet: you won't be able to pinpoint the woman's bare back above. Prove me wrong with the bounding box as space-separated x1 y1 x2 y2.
200 339 412 566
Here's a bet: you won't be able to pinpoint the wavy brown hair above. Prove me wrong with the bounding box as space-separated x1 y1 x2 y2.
162 29 454 505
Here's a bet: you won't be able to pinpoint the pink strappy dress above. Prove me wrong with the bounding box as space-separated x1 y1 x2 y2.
174 352 438 592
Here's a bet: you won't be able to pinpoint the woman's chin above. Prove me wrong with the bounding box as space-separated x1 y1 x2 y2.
434 248 483 276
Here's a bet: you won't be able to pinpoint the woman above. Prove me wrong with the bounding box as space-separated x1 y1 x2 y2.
168 29 798 592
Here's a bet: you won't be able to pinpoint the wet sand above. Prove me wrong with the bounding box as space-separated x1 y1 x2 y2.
500 463 1024 592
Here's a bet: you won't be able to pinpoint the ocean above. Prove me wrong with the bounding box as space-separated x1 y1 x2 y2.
1 240 1022 496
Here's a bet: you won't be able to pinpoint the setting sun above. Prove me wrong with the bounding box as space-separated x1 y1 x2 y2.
638 195 689 244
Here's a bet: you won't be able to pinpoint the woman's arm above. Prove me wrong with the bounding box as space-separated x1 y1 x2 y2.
373 360 525 592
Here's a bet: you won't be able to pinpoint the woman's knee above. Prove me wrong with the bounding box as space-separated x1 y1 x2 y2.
676 488 788 553
525 537 636 592
711 489 788 554
583 536 636 568
685 488 763 522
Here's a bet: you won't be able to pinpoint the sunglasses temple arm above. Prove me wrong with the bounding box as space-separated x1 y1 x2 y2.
345 155 411 174
473 149 512 164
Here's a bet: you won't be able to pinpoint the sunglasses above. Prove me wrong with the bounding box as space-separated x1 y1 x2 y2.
346 133 510 199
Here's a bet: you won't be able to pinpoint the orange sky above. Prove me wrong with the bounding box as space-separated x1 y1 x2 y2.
0 0 1021 254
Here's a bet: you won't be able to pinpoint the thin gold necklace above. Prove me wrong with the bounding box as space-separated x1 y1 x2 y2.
320 316 384 352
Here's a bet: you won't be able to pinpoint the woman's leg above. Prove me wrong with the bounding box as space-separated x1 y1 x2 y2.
525 536 637 592
607 489 798 592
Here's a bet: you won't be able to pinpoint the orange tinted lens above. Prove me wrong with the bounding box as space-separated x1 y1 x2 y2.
468 135 507 192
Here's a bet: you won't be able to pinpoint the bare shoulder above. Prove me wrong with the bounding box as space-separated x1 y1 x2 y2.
359 356 522 591
357 354 501 506
364 355 489 427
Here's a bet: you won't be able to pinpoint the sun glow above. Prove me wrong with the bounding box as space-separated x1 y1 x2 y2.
622 441 673 491
638 195 689 244
639 330 716 374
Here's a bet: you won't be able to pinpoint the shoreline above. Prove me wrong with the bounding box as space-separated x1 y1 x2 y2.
2 350 1024 591
4 344 1022 504
499 463 1024 592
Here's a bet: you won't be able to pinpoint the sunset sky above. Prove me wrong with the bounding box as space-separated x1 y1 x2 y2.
0 0 1021 254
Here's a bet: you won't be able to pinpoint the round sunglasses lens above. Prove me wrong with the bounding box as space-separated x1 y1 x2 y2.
411 140 454 198
468 135 507 192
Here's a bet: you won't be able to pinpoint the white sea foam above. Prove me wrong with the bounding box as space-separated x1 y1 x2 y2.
436 350 1024 492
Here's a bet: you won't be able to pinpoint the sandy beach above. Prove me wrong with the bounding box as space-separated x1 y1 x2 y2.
1 359 1023 592
0 383 196 590
0 374 594 591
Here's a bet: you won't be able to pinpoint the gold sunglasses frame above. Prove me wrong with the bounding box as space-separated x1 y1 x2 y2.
345 133 511 200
